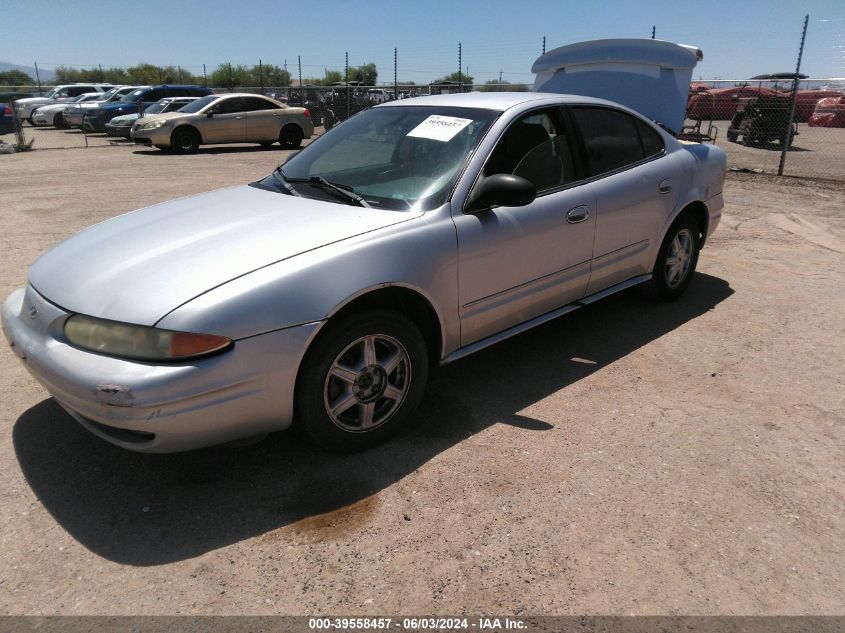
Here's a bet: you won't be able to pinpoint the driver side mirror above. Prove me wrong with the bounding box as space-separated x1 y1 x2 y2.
464 174 537 214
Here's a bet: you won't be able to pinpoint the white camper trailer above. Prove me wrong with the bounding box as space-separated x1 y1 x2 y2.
532 38 703 134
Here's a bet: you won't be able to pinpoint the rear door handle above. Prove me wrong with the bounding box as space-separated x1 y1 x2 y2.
566 206 590 224
658 179 672 194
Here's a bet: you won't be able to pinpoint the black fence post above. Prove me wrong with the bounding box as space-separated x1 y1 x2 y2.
298 56 303 106
458 42 462 91
345 52 349 118
778 14 809 176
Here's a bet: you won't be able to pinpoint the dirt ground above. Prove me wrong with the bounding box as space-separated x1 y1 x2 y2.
0 142 843 617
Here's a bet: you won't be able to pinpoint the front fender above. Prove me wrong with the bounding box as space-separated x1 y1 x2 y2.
155 209 460 356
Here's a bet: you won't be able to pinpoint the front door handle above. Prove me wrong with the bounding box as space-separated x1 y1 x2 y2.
566 206 590 224
658 179 672 194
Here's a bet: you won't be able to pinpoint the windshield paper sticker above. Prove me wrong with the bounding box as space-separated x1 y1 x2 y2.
406 115 473 142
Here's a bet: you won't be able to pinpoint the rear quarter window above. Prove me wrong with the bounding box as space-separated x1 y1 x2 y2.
635 118 665 157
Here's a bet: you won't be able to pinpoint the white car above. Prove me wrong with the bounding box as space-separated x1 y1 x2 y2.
63 86 140 128
31 93 103 128
15 84 114 123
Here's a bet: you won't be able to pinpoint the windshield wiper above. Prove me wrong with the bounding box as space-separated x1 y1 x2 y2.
275 169 370 208
270 169 302 197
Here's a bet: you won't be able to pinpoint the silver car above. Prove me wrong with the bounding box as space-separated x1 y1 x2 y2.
130 93 314 151
2 92 725 453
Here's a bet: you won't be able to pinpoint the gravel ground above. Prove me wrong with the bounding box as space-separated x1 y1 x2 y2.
0 143 843 616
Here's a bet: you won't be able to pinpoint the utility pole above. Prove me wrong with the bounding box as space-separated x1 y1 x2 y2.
203 63 207 86
394 47 398 100
177 65 182 83
542 36 546 55
259 59 264 93
34 61 42 94
499 68 503 84
228 62 233 89
652 26 656 39
98 64 103 82
458 42 462 91
345 51 349 117
778 14 809 176
298 55 303 106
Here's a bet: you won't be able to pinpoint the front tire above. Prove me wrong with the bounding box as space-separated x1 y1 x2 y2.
295 310 429 452
640 213 701 301
171 127 200 153
53 112 69 129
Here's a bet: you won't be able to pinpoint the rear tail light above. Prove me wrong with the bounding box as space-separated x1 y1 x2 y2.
303 108 311 120
1 106 10 115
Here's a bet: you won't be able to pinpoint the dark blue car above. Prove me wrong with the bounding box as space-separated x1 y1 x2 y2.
83 85 213 132
0 103 16 136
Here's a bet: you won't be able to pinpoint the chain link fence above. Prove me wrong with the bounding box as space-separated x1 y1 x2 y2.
685 78 845 180
3 78 844 182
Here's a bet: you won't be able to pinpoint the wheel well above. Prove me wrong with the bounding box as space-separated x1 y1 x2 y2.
171 124 201 143
680 201 709 247
327 287 443 364
281 122 304 136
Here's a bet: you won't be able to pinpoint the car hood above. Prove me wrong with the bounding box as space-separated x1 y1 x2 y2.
109 113 139 124
29 185 420 326
136 112 191 124
16 97 51 105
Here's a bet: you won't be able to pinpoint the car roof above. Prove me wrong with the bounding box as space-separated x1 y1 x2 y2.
377 91 622 111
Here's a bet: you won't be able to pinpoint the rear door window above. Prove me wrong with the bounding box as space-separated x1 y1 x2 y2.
571 107 647 176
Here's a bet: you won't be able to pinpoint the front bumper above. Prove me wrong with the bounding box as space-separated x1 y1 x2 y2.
131 125 172 146
105 123 132 138
31 111 53 126
2 285 322 453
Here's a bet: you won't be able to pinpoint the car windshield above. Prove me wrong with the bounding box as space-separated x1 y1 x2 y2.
70 94 91 103
98 88 119 101
264 105 499 211
176 95 217 113
144 102 167 115
120 89 148 102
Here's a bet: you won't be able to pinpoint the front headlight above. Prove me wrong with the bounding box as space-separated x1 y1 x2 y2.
140 120 167 130
64 314 232 362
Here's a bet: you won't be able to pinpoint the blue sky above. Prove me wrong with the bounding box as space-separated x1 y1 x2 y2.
3 0 843 83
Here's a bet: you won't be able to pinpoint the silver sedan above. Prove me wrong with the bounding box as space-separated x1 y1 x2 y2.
130 93 314 151
3 92 725 453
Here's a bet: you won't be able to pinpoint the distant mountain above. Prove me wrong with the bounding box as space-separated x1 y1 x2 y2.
0 62 55 83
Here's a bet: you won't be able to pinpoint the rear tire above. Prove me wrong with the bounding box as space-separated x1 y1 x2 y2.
295 310 428 452
170 127 200 153
640 213 701 301
323 109 335 131
279 124 303 149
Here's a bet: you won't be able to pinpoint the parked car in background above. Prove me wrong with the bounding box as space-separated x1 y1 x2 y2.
84 85 212 132
131 93 313 151
31 93 103 128
809 96 845 128
3 91 725 453
105 97 199 137
792 90 844 122
686 86 779 120
63 86 139 128
0 92 34 103
368 88 389 104
15 84 114 123
0 103 15 136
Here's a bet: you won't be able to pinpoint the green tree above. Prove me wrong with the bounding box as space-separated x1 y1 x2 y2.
433 71 474 85
480 79 527 92
322 70 343 85
259 64 290 87
348 63 377 85
0 69 34 86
